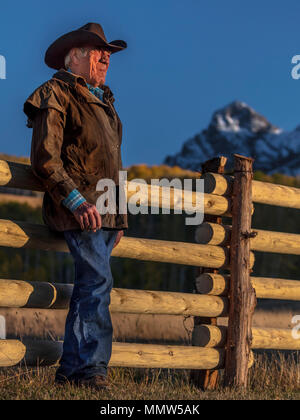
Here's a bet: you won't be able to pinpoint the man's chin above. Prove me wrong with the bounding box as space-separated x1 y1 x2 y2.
98 73 107 85
96 77 106 87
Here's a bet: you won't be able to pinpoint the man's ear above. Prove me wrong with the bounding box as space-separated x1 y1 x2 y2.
70 48 81 65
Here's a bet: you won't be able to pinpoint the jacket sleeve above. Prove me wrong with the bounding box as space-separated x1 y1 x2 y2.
23 82 81 206
116 113 124 171
29 107 79 206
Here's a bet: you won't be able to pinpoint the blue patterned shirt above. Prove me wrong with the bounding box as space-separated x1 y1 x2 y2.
86 83 104 102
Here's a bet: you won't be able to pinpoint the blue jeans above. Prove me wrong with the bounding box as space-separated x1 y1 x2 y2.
55 228 119 381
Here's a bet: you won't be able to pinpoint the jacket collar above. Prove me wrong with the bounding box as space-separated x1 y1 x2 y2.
52 68 115 103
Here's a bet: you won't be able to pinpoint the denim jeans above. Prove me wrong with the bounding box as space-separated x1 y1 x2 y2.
55 228 119 381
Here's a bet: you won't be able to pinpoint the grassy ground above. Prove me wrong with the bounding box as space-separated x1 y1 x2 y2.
0 352 300 400
0 310 299 399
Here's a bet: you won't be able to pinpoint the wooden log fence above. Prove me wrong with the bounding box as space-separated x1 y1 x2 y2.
195 222 300 255
201 172 300 209
0 279 228 316
0 155 299 391
0 160 232 217
223 155 257 387
192 325 300 351
0 219 237 268
190 156 227 390
195 273 300 301
0 340 227 370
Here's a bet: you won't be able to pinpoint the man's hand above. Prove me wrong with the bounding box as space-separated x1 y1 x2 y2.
73 201 102 232
113 230 124 248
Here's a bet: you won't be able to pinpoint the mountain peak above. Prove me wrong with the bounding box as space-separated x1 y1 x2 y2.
164 101 299 175
210 101 281 135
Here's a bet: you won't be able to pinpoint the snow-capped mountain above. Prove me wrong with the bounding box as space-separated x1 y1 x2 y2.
164 101 300 175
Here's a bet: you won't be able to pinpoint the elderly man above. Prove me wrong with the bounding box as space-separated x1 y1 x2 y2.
23 23 128 389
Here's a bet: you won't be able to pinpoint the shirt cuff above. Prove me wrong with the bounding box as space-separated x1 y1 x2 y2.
62 188 86 212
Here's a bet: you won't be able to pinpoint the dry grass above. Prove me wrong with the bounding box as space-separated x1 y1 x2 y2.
1 308 300 399
0 352 299 400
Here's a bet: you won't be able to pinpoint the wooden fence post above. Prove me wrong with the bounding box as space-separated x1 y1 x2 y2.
224 154 257 388
190 156 227 390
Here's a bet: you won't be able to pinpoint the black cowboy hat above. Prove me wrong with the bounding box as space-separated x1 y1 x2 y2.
44 22 127 70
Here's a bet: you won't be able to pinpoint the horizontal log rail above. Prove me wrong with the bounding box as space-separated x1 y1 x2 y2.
0 339 226 369
0 279 73 309
129 181 232 216
0 279 228 316
201 172 300 209
195 273 300 301
0 219 244 268
195 222 300 255
192 325 300 350
0 160 231 216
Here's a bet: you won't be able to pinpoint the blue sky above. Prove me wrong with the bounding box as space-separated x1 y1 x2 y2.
0 0 300 167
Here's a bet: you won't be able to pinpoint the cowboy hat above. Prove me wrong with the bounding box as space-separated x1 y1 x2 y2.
44 22 127 70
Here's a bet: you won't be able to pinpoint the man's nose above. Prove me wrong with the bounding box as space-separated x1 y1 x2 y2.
100 52 110 64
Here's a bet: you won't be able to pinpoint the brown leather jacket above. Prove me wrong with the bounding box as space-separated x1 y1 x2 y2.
23 68 128 232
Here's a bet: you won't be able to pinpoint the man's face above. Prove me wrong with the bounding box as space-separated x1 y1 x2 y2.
73 47 112 87
88 48 111 86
